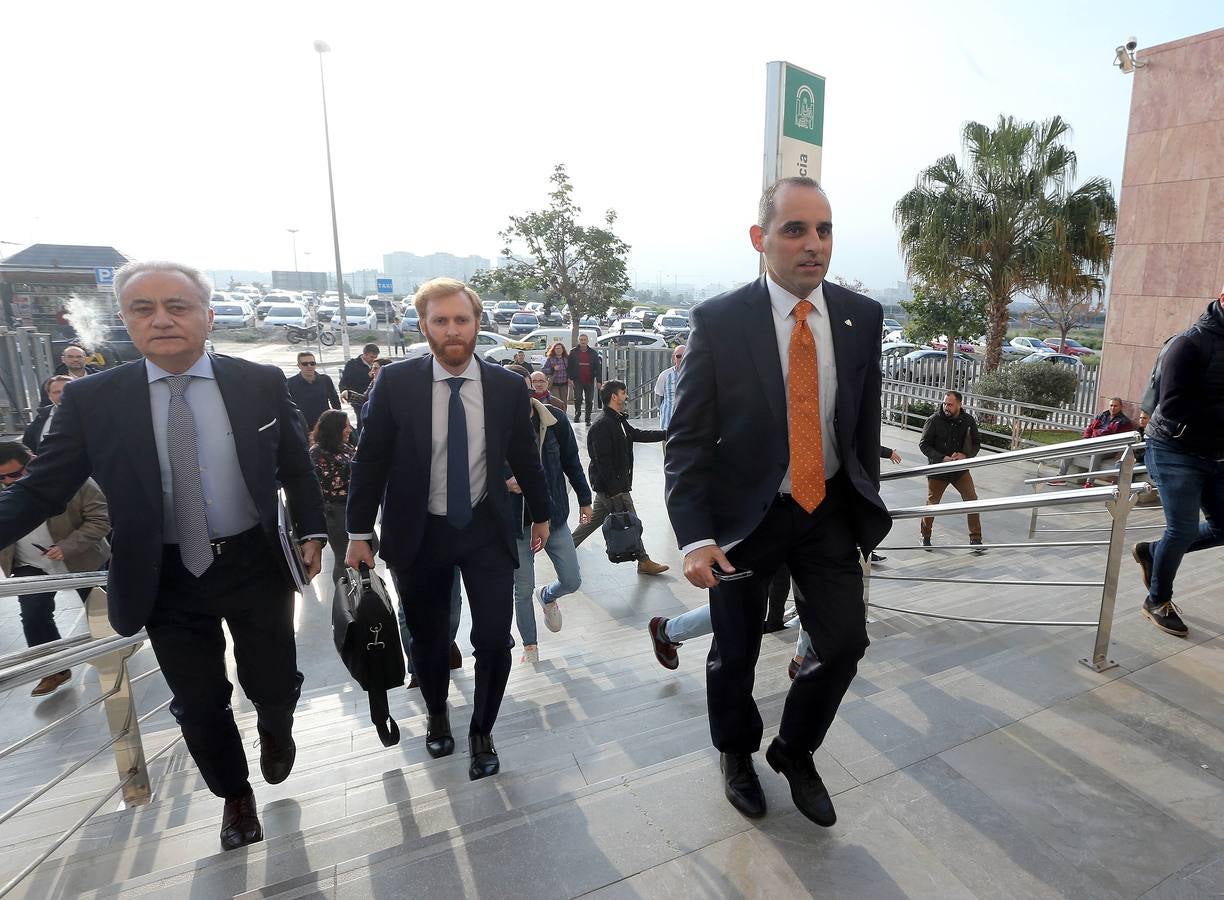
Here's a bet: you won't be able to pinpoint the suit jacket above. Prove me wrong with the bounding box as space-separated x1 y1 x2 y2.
339 357 372 395
347 354 550 569
22 405 53 452
0 354 327 636
664 276 891 553
1 478 111 576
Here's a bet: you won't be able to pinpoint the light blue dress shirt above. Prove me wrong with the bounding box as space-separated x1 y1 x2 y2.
146 355 261 542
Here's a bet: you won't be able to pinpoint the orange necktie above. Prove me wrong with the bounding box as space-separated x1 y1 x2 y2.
788 299 825 512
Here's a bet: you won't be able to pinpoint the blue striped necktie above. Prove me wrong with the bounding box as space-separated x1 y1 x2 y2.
446 377 472 528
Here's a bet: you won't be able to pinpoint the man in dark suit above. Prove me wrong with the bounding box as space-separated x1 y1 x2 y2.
665 177 891 826
0 260 327 852
287 350 341 433
339 343 379 414
23 376 70 452
346 277 550 781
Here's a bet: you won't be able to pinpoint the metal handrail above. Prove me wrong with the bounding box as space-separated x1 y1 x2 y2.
888 481 1149 519
1025 465 1147 486
0 632 147 693
0 570 110 598
881 432 1141 481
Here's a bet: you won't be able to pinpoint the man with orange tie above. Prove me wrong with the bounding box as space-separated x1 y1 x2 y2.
664 177 891 826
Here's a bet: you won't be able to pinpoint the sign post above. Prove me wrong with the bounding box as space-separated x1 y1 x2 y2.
376 278 394 348
763 61 826 188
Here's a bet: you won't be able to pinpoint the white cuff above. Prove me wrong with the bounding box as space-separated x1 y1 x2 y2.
347 532 375 541
299 534 327 543
681 539 717 556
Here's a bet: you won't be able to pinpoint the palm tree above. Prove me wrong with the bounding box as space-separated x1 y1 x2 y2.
894 115 1115 371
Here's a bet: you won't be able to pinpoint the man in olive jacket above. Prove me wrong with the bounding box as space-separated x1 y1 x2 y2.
0 440 110 696
918 390 985 550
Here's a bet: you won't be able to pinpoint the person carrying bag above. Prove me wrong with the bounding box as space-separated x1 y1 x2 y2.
332 564 405 747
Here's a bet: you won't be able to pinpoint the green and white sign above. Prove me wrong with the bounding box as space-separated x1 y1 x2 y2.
763 61 826 186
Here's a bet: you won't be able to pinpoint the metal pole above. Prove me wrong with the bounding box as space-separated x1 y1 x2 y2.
315 44 351 363
84 587 151 806
288 228 299 273
1080 445 1137 673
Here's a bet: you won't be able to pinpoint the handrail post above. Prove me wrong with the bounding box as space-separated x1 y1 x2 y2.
1028 480 1042 539
85 589 151 806
1080 445 1137 673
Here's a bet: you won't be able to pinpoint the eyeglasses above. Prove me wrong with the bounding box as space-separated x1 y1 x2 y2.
0 466 27 482
299 361 316 367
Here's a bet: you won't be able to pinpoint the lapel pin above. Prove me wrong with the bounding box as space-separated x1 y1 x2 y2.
844 319 852 326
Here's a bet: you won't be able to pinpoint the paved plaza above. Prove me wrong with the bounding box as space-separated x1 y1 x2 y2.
1 421 1222 897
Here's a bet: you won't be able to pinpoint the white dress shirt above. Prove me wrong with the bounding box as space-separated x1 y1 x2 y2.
428 356 487 517
40 407 56 442
679 274 842 556
13 521 68 574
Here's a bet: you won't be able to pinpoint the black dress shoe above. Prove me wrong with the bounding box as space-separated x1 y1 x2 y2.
257 726 296 785
426 711 455 758
720 752 766 819
449 642 462 670
468 733 500 780
220 789 263 851
765 737 835 827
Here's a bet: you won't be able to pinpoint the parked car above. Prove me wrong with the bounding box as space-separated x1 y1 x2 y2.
596 332 668 349
663 307 690 319
880 341 921 378
511 326 602 366
613 317 644 334
367 297 401 323
260 304 312 329
882 318 903 331
257 292 301 320
479 309 499 334
210 302 255 328
406 330 528 363
1010 336 1054 354
578 316 603 335
1020 352 1083 369
493 300 522 325
480 332 554 365
333 303 379 330
930 336 977 353
507 312 540 337
1042 337 1096 356
540 309 564 326
653 315 691 342
897 349 977 388
399 308 420 334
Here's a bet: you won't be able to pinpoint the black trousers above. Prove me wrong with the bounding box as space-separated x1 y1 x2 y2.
13 564 92 647
707 475 867 754
392 501 514 736
574 382 597 422
764 564 791 628
145 528 302 800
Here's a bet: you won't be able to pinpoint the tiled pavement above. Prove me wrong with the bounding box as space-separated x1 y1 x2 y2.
0 422 1221 898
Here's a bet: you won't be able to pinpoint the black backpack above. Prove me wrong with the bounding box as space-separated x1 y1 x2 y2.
602 495 644 563
332 565 405 747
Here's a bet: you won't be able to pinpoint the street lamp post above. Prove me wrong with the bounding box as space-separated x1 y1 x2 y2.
313 39 351 362
287 228 299 273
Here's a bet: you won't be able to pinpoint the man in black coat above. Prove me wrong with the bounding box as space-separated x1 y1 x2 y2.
346 278 550 780
570 379 669 574
567 333 604 424
917 390 984 551
339 343 380 416
664 177 891 827
0 261 327 852
286 350 341 433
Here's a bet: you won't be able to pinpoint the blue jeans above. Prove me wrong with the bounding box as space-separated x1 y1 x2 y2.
664 605 712 643
397 566 462 673
514 521 582 646
1145 438 1224 603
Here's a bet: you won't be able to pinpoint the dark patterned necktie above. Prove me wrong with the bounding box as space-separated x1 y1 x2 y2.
165 375 213 576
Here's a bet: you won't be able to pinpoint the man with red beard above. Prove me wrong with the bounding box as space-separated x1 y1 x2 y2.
346 277 550 780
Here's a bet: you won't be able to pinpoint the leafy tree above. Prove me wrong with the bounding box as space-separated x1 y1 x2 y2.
894 115 1116 371
473 164 631 344
900 282 989 388
833 275 869 295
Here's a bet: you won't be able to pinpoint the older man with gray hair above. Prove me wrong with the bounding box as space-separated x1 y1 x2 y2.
0 260 327 852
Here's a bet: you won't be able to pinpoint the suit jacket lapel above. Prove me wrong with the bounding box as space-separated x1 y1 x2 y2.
740 276 787 430
821 282 856 442
411 357 433 474
124 361 164 519
211 355 261 502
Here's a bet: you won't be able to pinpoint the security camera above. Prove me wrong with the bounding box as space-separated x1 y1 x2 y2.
1115 46 1135 73
1125 37 1138 52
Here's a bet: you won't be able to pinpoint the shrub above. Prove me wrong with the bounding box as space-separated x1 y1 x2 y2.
973 362 1076 417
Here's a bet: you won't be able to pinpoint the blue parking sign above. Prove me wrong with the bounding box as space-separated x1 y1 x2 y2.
376 278 393 294
95 267 115 286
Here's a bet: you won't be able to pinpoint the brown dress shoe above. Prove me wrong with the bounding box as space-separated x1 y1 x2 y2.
647 617 680 670
220 789 263 851
637 557 669 576
31 670 71 697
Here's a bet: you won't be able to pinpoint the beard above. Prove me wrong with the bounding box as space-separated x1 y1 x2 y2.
425 331 477 367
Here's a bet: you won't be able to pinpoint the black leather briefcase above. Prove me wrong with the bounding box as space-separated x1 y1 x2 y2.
332 565 405 747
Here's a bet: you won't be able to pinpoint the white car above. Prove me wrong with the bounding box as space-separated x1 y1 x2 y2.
1010 336 1054 354
596 332 668 350
404 331 528 363
333 303 379 330
260 304 312 329
613 318 644 333
211 301 255 328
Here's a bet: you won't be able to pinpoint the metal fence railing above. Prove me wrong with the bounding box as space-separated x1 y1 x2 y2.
0 574 173 899
884 354 1101 414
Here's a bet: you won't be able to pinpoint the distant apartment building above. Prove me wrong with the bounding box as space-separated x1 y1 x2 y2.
383 251 491 290
272 270 329 292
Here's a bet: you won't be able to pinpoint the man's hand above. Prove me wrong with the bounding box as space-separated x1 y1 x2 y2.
345 538 376 571
530 521 550 553
683 545 735 589
578 505 593 525
948 452 966 461
300 539 324 580
43 545 65 562
506 477 521 494
889 450 902 464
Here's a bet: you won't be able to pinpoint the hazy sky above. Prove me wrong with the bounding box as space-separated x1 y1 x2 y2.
1 1 1219 290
